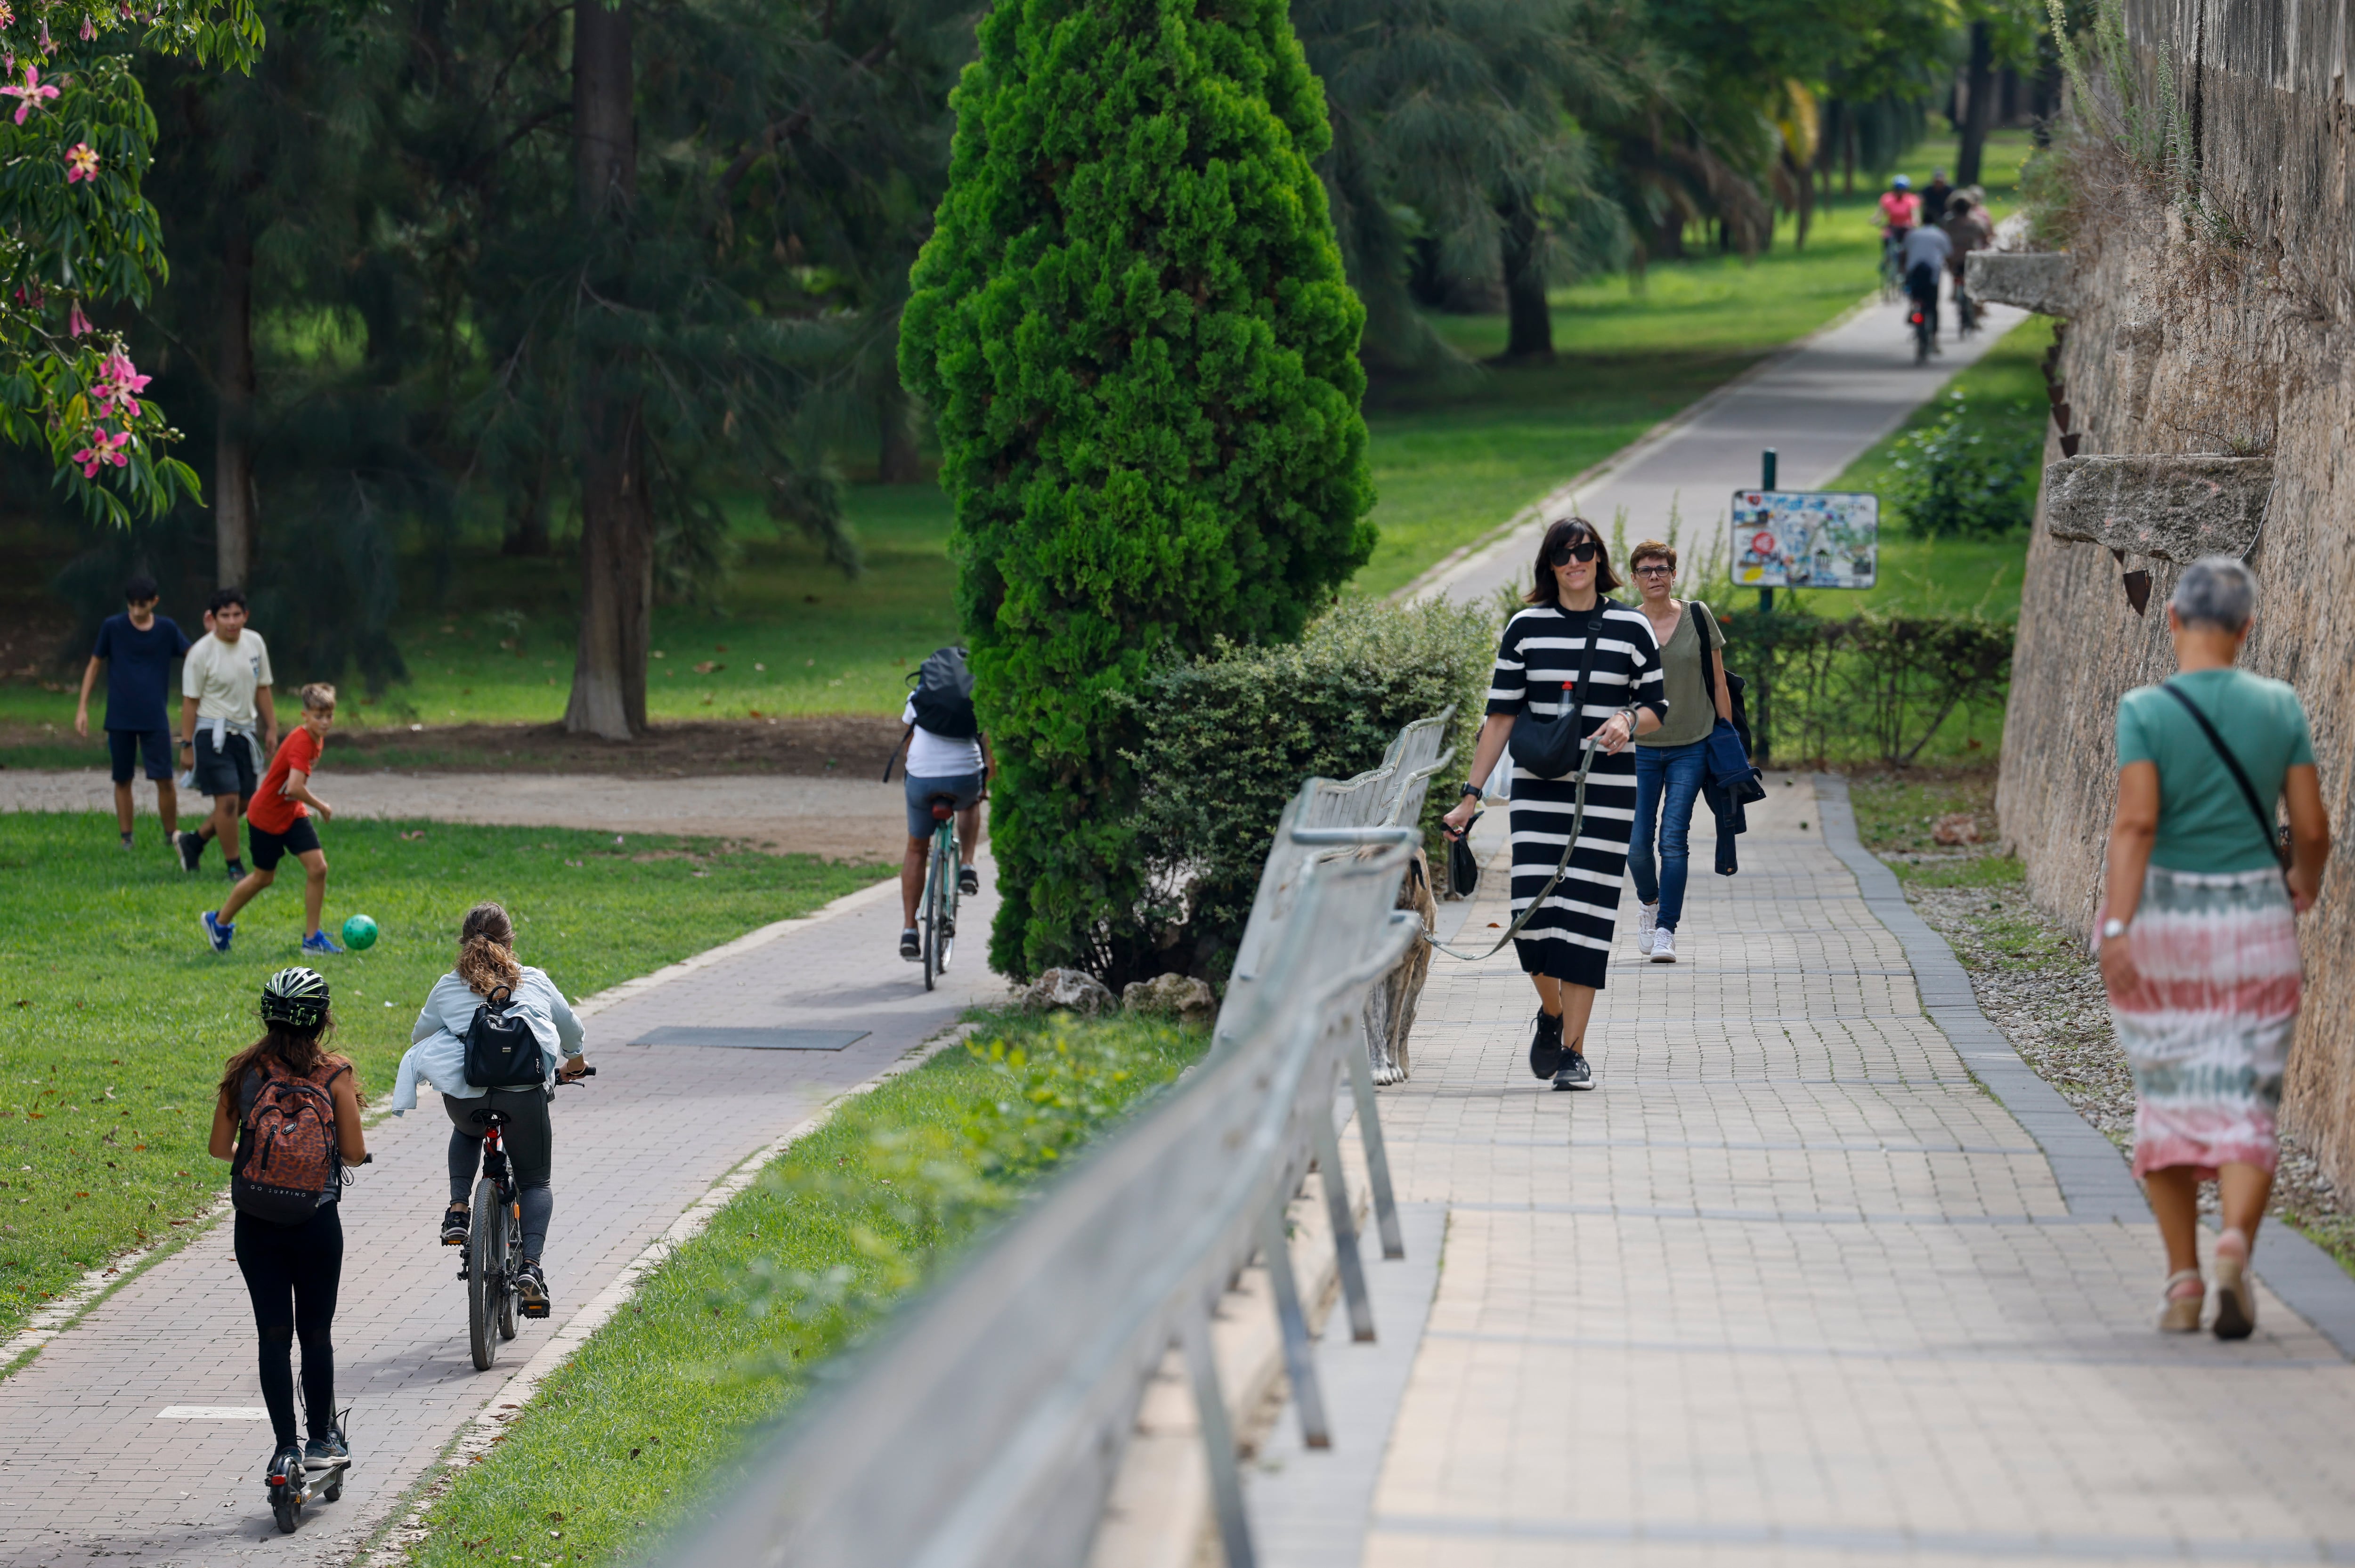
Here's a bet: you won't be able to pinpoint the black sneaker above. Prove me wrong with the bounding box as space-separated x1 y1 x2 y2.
1552 1050 1594 1091
439 1203 469 1245
119 831 134 851
958 865 979 897
516 1260 552 1319
1527 1010 1564 1080
267 1442 306 1487
225 859 247 882
899 928 921 961
175 830 204 872
303 1429 349 1469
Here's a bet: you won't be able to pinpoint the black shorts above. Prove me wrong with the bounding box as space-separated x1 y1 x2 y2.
107 727 173 783
249 816 321 871
193 729 258 799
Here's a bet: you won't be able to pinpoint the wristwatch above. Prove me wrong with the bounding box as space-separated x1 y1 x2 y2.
2100 917 2129 941
1459 783 1483 800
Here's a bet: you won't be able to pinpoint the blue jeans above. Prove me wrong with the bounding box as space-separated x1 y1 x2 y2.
1629 740 1708 932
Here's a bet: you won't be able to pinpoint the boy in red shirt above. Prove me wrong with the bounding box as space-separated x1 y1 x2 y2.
204 683 340 955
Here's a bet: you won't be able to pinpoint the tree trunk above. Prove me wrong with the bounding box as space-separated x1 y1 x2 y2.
1957 22 1995 187
215 212 256 592
561 0 648 741
877 384 920 483
1498 197 1552 363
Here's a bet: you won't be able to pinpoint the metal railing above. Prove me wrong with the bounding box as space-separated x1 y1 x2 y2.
664 722 1445 1568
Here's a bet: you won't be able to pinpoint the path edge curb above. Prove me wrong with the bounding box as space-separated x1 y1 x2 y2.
1813 772 2355 1359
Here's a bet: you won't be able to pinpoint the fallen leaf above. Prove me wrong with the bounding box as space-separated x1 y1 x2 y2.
693 661 721 674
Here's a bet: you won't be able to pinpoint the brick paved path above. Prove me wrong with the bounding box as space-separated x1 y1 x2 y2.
1357 777 2355 1566
0 862 999 1566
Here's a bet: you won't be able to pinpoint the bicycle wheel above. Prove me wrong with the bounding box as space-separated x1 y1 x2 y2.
924 825 954 986
497 1201 521 1341
938 824 959 970
467 1178 505 1371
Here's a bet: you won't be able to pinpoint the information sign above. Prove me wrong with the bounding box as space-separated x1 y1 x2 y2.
1730 490 1879 590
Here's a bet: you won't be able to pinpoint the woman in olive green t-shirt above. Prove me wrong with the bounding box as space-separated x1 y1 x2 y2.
2098 557 2329 1341
1626 540 1732 963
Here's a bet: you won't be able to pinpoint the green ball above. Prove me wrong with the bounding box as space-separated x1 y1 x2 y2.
341 914 379 951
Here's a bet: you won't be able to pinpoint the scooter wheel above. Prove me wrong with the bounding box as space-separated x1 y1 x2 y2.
325 1477 343 1503
274 1501 300 1534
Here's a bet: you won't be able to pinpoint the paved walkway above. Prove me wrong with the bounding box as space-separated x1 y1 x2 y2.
0 860 998 1566
1316 775 2355 1567
1410 295 2029 606
0 770 909 861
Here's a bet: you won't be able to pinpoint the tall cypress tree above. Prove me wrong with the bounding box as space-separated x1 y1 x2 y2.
902 0 1375 984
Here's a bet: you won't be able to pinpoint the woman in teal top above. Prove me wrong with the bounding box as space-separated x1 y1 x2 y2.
2099 557 2330 1341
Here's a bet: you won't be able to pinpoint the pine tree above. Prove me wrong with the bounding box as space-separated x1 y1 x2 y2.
901 0 1375 983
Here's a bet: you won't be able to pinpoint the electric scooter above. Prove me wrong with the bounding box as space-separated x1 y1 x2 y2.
267 1405 352 1535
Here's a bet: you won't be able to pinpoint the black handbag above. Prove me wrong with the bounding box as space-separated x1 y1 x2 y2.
463 985 544 1089
1447 830 1480 898
1508 606 1606 779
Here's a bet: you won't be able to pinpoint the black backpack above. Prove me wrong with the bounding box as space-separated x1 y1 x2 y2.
884 647 979 781
463 986 544 1089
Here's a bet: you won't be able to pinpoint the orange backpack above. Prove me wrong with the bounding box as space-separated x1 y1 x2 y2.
232 1061 347 1224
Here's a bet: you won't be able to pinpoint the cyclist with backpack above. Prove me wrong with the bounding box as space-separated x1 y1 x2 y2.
885 646 995 962
207 967 364 1486
389 901 586 1314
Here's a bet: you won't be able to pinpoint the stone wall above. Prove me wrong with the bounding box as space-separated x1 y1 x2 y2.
1997 0 2355 1183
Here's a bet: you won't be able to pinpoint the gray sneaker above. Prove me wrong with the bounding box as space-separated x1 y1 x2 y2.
1551 1051 1593 1091
303 1429 348 1469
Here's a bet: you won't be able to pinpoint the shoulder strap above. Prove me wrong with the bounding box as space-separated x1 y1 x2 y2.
2159 681 2279 856
1687 600 1717 704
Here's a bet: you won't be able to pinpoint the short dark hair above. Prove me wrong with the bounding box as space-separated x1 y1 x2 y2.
1525 517 1623 605
122 574 157 603
208 586 247 614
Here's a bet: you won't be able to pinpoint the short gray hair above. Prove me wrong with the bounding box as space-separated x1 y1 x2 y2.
2169 556 2257 632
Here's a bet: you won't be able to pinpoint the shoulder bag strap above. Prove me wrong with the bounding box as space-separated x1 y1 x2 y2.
2158 681 2282 862
1687 600 1717 717
1432 609 1608 962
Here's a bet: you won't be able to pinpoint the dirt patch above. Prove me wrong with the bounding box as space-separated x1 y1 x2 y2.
0 603 79 685
0 712 910 778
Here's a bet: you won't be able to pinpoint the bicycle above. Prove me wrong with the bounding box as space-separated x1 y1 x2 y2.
1879 233 1907 302
451 1069 593 1370
918 792 961 992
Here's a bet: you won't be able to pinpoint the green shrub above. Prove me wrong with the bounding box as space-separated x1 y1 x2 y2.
1122 597 1491 980
1717 601 2014 768
1884 388 2042 538
899 0 1376 986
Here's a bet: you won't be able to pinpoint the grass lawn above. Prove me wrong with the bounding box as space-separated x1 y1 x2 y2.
0 813 885 1341
404 1010 1208 1568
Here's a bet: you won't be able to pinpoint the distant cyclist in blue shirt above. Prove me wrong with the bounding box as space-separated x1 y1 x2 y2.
73 573 193 853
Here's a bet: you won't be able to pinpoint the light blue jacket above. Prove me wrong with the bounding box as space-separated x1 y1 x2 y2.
389 966 586 1114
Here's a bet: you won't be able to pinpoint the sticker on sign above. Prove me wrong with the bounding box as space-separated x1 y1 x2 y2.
1730 489 1878 590
157 1406 270 1420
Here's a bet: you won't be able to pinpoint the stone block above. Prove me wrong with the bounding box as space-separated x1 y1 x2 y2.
1121 972 1217 1027
1017 966 1117 1016
2044 454 2274 562
1966 251 2076 316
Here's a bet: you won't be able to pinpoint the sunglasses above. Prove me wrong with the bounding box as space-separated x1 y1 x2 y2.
1547 541 1600 567
1632 564 1673 576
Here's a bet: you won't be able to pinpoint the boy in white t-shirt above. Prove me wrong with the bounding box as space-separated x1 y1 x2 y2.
890 648 992 961
175 587 276 881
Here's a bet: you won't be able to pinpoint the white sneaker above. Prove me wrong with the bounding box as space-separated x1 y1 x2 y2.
1635 901 1658 956
1648 927 1677 963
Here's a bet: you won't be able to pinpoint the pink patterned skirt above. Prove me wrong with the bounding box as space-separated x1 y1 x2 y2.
2105 865 2302 1180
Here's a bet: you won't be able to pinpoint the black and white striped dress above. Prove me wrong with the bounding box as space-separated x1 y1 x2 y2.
1487 600 1667 987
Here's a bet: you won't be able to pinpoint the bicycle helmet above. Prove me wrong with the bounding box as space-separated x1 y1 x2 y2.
260 967 332 1031
1891 174 1912 189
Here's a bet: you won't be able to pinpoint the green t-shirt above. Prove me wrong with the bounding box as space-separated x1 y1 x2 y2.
1636 601 1726 749
2114 668 2314 873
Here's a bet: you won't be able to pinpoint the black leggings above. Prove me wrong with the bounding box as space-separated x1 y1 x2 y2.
443 1088 554 1261
233 1206 342 1449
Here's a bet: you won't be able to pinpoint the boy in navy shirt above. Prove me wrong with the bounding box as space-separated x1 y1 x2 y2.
74 574 192 851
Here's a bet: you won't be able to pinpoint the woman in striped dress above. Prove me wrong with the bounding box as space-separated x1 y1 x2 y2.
1441 518 1666 1090
2099 558 2329 1339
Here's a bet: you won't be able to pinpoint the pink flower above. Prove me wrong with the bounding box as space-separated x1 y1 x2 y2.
64 142 97 183
92 347 148 417
2 65 58 125
72 426 130 479
0 7 15 31
65 302 89 337
77 17 92 40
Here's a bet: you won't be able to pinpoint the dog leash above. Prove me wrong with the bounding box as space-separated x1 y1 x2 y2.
1426 737 1598 962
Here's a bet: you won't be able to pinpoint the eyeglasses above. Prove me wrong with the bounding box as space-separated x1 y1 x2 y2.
1547 542 1600 567
1632 564 1673 577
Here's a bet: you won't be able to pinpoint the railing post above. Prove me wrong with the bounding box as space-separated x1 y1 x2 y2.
1311 1099 1377 1343
1258 1198 1331 1450
1181 1311 1257 1568
1340 1010 1406 1260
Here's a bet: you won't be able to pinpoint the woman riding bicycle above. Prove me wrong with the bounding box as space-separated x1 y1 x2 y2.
390 901 586 1314
208 966 364 1487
